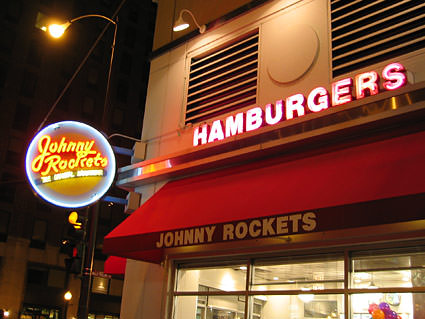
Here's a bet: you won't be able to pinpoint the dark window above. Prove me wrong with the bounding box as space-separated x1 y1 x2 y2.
5 136 24 168
87 67 99 87
47 269 66 288
20 71 38 97
82 96 95 119
27 267 48 285
0 26 16 53
0 173 17 203
128 7 139 23
0 61 8 88
27 39 42 67
12 104 31 131
5 0 22 23
112 108 124 127
124 26 137 48
116 80 129 103
92 40 105 62
120 51 132 75
0 210 10 241
30 219 47 249
36 200 51 213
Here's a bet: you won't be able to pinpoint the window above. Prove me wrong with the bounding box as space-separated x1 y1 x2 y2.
82 96 96 119
20 71 37 97
0 210 10 241
88 68 99 87
12 103 31 131
185 31 258 125
172 246 425 319
0 60 8 88
6 136 24 167
120 51 132 75
111 108 124 127
331 0 425 77
116 80 129 103
124 27 137 48
47 269 66 288
30 219 47 249
27 39 42 67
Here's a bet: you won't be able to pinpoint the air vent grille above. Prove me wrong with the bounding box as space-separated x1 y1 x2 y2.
185 32 258 125
331 0 425 77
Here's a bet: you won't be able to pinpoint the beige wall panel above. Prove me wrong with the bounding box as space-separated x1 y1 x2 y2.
258 0 330 106
120 259 165 319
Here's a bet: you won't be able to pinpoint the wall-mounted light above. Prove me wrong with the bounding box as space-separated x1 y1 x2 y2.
173 9 206 33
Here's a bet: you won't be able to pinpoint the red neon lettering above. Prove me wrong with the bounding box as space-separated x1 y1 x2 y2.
31 135 108 176
192 62 408 147
208 120 225 143
225 113 244 137
307 87 329 113
246 107 263 131
355 71 379 99
193 124 209 146
286 94 305 120
265 101 283 125
382 62 406 91
332 78 353 106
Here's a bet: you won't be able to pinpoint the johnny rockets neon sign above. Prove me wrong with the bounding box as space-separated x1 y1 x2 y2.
193 62 407 147
25 121 116 208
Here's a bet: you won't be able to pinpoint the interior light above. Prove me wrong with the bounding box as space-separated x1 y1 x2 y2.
298 293 314 303
239 266 247 270
273 276 279 280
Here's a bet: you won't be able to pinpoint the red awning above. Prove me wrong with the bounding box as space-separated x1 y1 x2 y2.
104 256 126 275
104 131 425 263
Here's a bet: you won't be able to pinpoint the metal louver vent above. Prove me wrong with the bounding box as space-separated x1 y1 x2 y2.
185 32 258 125
331 0 425 77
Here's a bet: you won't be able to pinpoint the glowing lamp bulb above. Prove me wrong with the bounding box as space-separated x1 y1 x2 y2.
48 24 66 38
64 291 72 301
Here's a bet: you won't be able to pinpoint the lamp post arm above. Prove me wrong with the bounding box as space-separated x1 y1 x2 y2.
70 14 116 25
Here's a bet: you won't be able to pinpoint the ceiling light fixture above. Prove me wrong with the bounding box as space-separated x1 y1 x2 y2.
173 9 206 33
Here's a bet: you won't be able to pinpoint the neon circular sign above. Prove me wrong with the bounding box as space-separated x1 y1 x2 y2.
25 121 116 208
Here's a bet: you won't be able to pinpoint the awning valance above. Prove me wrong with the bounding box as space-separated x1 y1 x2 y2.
103 131 425 263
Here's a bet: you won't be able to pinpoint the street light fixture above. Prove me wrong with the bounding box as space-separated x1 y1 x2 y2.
43 14 118 130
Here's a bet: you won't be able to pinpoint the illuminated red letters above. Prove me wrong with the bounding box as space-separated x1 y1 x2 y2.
193 62 407 147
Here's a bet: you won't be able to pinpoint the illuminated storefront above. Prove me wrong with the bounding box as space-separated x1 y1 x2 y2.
103 0 425 318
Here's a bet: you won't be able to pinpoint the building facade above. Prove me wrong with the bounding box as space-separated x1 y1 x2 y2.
0 0 156 318
104 0 425 318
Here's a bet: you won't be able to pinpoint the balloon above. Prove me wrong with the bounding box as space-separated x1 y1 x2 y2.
397 316 402 319
372 309 385 319
379 302 391 313
385 311 398 319
369 303 379 314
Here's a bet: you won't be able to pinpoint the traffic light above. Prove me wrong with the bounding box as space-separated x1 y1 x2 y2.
62 211 87 274
64 240 84 274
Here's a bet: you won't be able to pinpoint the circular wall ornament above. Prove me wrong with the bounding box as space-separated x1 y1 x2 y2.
266 24 319 84
25 121 116 208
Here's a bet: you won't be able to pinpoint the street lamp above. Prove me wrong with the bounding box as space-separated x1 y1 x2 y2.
44 14 118 130
63 291 72 319
64 290 73 301
43 14 118 319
